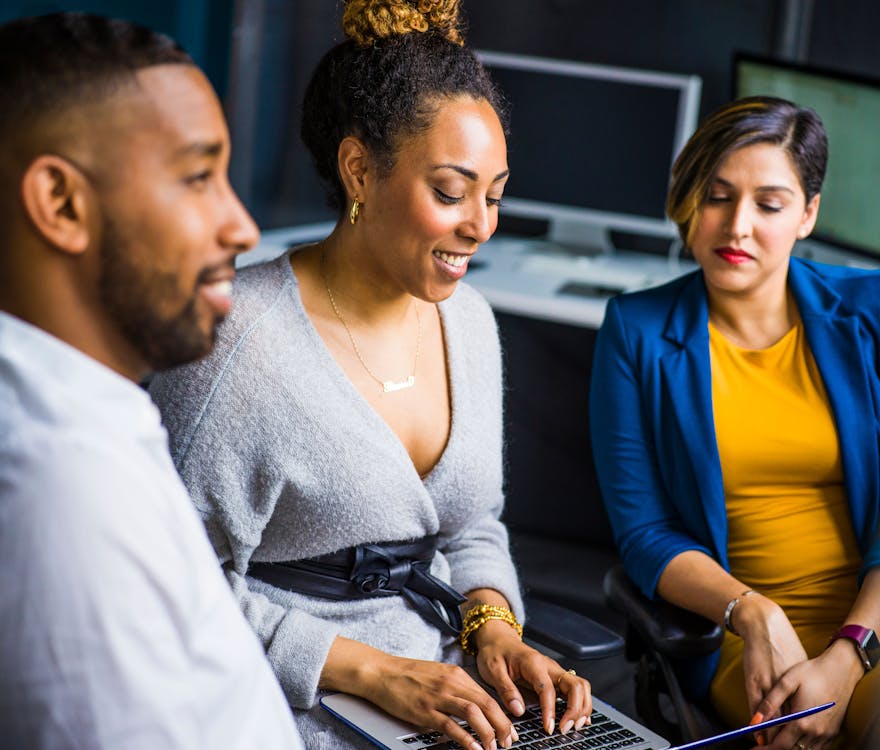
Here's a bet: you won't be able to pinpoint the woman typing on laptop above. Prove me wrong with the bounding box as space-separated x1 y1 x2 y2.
149 1 591 748
590 97 880 749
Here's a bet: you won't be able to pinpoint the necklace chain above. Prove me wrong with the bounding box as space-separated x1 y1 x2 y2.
321 251 421 393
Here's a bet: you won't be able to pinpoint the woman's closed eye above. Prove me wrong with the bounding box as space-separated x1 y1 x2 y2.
434 188 504 208
434 188 463 205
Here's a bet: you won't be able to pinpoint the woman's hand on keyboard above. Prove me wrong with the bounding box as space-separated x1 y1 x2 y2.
474 619 593 736
369 652 516 750
321 636 516 749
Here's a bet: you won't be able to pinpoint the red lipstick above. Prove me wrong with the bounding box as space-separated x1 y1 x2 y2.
715 246 752 265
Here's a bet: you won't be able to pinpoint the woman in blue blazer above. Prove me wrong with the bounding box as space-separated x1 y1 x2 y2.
590 97 879 750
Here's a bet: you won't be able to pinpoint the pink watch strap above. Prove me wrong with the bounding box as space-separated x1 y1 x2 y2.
833 624 871 643
829 624 875 671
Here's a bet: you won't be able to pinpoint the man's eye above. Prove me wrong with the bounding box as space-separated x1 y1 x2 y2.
185 170 212 186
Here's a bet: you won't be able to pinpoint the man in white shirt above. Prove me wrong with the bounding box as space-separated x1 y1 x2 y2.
0 12 304 749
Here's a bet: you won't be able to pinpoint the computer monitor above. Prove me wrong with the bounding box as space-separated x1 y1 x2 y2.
735 53 880 260
477 50 701 251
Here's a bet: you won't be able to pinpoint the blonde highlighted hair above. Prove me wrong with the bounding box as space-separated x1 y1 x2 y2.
667 96 827 248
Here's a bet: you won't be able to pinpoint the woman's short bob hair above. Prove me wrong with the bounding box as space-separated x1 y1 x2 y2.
666 96 828 247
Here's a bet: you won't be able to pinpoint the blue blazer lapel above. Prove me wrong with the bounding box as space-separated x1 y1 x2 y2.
658 274 729 564
789 261 880 555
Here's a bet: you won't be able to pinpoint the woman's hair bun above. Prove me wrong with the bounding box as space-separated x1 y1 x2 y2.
342 0 464 46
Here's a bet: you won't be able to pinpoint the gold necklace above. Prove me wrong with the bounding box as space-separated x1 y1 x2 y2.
321 253 421 393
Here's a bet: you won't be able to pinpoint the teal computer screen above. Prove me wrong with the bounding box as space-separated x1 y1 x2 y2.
736 54 880 258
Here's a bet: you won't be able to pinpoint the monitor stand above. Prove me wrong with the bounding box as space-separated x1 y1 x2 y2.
543 216 678 258
547 219 612 256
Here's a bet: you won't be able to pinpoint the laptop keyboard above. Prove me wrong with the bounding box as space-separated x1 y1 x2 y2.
397 698 646 749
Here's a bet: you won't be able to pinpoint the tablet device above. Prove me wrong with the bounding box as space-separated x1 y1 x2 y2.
670 701 835 750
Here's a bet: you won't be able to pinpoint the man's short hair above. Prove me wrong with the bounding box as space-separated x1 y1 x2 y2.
0 12 193 146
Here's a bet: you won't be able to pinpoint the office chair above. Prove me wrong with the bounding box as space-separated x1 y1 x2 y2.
524 594 624 661
603 565 738 745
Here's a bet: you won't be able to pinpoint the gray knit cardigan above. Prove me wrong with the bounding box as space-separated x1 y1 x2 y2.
149 249 524 745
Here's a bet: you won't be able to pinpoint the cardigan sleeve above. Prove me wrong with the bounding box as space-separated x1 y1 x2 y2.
433 286 524 621
440 474 524 622
589 296 714 598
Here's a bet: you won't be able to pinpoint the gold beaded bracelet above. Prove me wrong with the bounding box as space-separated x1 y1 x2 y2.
459 604 523 655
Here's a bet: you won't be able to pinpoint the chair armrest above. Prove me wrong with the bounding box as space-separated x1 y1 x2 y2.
602 565 723 659
523 595 624 660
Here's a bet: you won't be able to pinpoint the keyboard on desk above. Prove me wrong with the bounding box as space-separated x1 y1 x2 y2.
398 698 647 749
517 254 654 296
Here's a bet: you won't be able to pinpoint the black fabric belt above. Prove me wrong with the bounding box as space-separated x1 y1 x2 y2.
247 535 466 636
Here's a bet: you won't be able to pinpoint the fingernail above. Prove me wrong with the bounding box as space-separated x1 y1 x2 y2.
575 716 587 730
748 711 764 726
560 719 573 734
509 699 524 716
511 728 519 743
470 742 481 750
756 734 766 747
546 718 555 735
502 734 513 749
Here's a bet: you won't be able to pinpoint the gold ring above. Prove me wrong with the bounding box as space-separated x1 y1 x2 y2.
556 668 576 687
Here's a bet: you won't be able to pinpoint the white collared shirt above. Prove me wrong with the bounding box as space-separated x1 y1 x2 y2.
0 312 303 749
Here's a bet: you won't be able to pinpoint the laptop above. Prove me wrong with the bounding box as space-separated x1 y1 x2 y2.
320 684 833 750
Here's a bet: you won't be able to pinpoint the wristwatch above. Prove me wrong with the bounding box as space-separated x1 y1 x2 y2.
829 624 880 672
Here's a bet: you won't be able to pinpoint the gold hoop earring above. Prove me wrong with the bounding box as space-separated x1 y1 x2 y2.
349 197 361 225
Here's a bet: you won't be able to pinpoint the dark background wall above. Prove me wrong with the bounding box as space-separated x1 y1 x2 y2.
4 1 877 230
0 1 235 97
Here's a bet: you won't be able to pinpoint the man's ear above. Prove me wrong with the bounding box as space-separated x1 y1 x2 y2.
337 136 371 202
20 155 92 255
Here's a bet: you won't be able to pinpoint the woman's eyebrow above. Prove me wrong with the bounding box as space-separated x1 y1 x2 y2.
713 176 794 194
431 164 510 182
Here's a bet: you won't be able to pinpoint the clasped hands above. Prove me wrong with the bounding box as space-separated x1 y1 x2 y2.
736 596 862 750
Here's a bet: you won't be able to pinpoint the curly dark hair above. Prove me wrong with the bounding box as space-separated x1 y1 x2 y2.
301 1 508 214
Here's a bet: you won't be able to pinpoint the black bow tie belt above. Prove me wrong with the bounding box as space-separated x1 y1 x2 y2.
247 535 466 636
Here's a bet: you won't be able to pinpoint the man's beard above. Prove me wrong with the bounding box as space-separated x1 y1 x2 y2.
97 219 223 373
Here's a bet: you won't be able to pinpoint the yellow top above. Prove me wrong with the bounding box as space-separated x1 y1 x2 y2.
706 320 871 733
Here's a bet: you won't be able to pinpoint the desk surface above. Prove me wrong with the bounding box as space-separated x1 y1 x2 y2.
242 225 877 330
